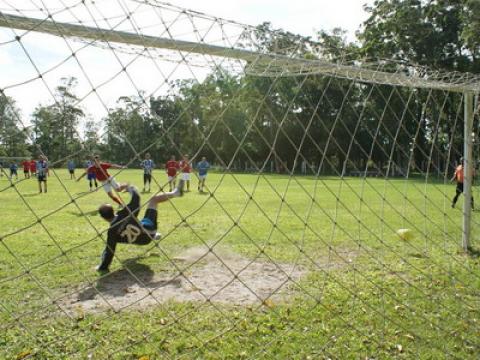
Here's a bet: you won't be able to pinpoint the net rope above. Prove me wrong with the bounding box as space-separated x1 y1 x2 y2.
1 0 479 358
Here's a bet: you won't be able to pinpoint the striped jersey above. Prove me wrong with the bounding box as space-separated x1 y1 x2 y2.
141 159 154 174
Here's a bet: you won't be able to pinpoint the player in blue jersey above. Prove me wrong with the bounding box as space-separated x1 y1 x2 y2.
37 155 48 193
196 156 210 192
9 162 18 181
67 159 75 179
140 152 155 192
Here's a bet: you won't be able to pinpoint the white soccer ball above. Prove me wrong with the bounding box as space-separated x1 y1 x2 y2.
396 228 413 241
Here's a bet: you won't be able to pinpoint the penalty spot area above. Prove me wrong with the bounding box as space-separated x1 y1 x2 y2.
58 245 308 315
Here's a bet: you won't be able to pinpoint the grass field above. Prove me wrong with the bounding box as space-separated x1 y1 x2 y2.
1 169 480 359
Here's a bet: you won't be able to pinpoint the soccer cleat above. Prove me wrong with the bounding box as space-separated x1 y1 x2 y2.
95 265 109 274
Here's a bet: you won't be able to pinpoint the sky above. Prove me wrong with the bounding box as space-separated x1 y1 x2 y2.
0 0 373 131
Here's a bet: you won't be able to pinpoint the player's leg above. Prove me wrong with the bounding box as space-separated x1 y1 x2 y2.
150 179 184 206
143 173 147 192
102 180 123 206
38 177 42 193
43 178 47 193
138 182 184 241
452 183 463 208
109 177 128 193
107 191 122 206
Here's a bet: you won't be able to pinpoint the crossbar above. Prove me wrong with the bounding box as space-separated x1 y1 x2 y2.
0 12 479 93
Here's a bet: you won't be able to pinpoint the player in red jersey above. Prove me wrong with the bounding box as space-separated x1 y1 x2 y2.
165 155 179 191
21 159 30 178
179 154 192 192
29 159 37 177
77 155 128 206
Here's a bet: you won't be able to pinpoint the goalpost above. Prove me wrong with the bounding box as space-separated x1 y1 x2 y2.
1 1 479 358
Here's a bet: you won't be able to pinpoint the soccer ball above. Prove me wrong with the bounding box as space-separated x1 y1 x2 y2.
396 228 413 241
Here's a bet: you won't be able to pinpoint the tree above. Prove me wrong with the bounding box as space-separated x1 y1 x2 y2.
104 94 162 164
0 95 30 157
31 77 84 160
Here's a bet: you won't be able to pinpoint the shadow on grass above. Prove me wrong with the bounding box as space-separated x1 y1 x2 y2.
77 260 179 300
75 191 93 196
467 246 480 258
67 209 99 217
22 192 41 197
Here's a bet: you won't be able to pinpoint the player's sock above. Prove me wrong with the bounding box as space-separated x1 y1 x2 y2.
174 180 185 197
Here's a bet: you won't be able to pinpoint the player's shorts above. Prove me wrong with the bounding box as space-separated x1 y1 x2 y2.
141 208 158 231
168 175 176 182
101 176 120 193
87 173 96 180
456 182 464 193
37 174 46 182
182 173 191 181
198 174 207 180
69 169 74 174
144 173 152 183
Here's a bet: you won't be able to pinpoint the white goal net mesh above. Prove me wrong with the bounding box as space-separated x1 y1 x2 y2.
1 0 480 358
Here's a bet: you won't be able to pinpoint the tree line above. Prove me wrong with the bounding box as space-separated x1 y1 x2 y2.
1 0 479 175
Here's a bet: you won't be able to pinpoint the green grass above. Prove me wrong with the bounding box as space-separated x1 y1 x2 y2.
1 169 480 359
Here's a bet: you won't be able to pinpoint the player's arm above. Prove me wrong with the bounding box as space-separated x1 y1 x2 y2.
97 230 118 271
450 171 456 182
110 164 126 169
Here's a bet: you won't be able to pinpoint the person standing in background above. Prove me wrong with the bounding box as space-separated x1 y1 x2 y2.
67 159 75 179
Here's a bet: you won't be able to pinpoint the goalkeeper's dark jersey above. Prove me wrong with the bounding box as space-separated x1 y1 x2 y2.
98 188 153 270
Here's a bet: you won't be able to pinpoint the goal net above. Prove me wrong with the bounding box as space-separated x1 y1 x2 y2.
1 0 479 358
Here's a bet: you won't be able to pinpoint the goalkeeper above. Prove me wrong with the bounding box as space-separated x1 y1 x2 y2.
96 180 184 272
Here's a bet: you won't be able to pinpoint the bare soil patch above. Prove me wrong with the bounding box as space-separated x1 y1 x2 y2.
58 245 356 315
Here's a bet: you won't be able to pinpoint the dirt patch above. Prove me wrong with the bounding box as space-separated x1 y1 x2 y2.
58 245 354 315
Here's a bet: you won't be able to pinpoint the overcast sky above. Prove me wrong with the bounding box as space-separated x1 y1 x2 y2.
0 0 373 130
